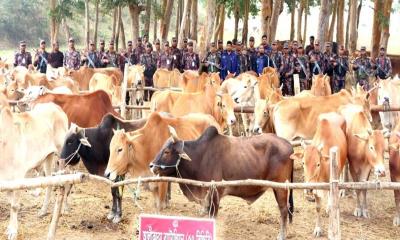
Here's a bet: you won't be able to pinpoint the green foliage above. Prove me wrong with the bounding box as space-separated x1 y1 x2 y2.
224 0 259 19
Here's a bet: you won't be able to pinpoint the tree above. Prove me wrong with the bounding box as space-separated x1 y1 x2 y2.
144 0 152 36
233 1 240 40
268 0 283 43
242 0 250 44
50 0 58 44
175 0 181 38
317 0 330 47
379 0 393 50
370 0 383 59
297 0 305 43
336 0 344 46
115 6 121 49
93 0 100 46
84 0 90 48
348 0 358 53
205 0 216 46
178 0 191 47
190 0 198 41
128 3 146 43
261 0 273 36
303 0 308 44
288 0 296 41
160 0 174 41
112 8 117 40
327 0 337 42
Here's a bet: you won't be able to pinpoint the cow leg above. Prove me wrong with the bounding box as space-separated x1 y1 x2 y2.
38 154 54 217
273 189 288 240
153 182 168 211
107 187 118 221
228 125 233 136
241 113 249 136
7 191 20 240
113 187 123 224
62 184 72 214
393 187 400 226
361 189 370 218
313 195 323 237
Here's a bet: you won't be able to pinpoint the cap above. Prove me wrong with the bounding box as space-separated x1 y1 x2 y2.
360 46 366 51
89 40 94 45
40 39 46 44
237 41 242 45
314 40 320 45
283 42 289 49
272 40 278 45
52 41 59 46
146 43 152 48
249 36 255 41
155 39 160 44
339 45 345 50
100 39 105 44
218 40 223 44
164 41 170 46
188 41 194 47
172 37 177 41
109 40 115 45
127 40 133 45
380 45 385 50
137 37 142 41
325 42 332 46
68 37 75 42
19 40 26 45
298 44 303 49
210 42 216 47
143 34 148 38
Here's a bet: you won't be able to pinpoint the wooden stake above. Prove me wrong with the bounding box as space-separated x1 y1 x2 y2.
120 63 129 119
328 147 341 240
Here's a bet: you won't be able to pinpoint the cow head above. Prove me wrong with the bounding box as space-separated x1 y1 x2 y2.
253 98 270 134
352 86 373 123
216 93 236 126
354 129 386 177
150 126 191 176
231 76 260 104
60 123 92 166
376 79 399 131
311 74 331 96
105 130 142 181
19 86 48 102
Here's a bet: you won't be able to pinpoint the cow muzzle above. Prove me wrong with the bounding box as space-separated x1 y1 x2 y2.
252 125 262 134
374 164 386 177
104 169 117 181
227 114 236 125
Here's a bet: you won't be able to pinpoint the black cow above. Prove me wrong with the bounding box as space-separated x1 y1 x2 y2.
150 126 294 240
60 113 147 223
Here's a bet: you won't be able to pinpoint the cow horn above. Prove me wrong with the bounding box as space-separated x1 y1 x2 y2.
367 129 372 136
168 125 179 142
317 143 324 152
279 84 283 91
179 153 192 161
80 137 92 148
70 123 80 134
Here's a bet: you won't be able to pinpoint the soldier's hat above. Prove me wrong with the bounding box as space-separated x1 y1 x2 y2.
100 39 105 44
109 40 115 45
217 40 223 44
272 40 278 45
188 41 194 47
360 46 366 51
146 43 152 48
283 42 289 49
155 39 160 44
339 45 345 50
68 37 75 42
137 37 142 42
325 41 332 46
183 37 188 43
298 44 303 49
40 39 46 44
89 40 95 45
19 40 26 46
314 39 320 45
143 34 148 38
249 36 255 41
380 45 385 50
210 42 216 47
164 41 170 46
127 40 133 45
237 41 242 46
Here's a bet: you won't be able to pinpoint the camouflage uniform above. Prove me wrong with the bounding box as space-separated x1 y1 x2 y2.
171 47 182 71
157 52 174 70
204 52 220 73
152 49 162 62
293 54 310 91
353 56 372 90
374 56 392 79
332 55 349 93
33 50 49 73
82 51 101 68
106 51 119 68
119 50 135 72
308 50 325 75
181 51 200 71
280 54 295 96
237 52 250 74
64 49 81 70
14 51 32 68
98 49 107 68
133 45 145 64
269 50 282 71
140 52 157 100
247 47 258 72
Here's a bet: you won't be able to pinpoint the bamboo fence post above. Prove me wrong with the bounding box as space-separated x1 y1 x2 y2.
47 159 67 240
120 63 129 119
328 146 341 240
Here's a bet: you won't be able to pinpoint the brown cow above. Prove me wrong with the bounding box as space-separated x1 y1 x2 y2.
339 104 386 218
180 71 221 92
389 121 400 226
291 113 347 237
105 112 221 211
153 68 182 88
150 126 294 240
31 90 120 127
63 66 122 90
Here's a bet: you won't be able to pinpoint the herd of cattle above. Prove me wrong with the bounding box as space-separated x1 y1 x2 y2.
2 58 400 240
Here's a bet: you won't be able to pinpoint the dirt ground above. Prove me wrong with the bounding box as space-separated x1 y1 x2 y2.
1 157 400 240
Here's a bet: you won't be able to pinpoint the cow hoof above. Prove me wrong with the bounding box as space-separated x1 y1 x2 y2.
107 212 116 221
393 216 400 226
313 227 322 237
112 215 122 224
276 232 286 240
6 226 17 240
353 208 362 217
362 209 370 219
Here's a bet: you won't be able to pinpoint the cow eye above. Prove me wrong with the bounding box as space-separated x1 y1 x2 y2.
117 147 123 153
67 141 72 145
164 150 170 155
244 86 247 89
369 145 375 151
317 163 320 167
263 111 268 116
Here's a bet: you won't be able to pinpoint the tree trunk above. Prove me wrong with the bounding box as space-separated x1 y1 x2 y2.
144 0 152 36
380 0 393 50
112 8 117 40
261 0 273 36
190 0 198 40
297 0 304 44
185 0 191 38
160 0 174 41
303 0 308 44
289 1 295 41
213 5 220 42
327 0 337 42
348 0 358 53
357 0 362 29
120 11 126 50
345 0 350 48
242 0 250 45
128 4 145 43
85 0 90 49
371 0 383 60
205 0 216 46
218 5 225 42
115 6 121 50
153 10 158 41
62 18 71 43
317 0 330 48
175 0 181 38
268 0 283 43
94 0 99 46
178 0 191 47
49 0 57 44
233 1 240 41
336 0 344 46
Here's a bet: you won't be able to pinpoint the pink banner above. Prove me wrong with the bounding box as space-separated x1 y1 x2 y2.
139 214 216 240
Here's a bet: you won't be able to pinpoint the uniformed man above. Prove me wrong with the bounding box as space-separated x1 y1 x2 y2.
98 39 107 67
104 40 119 68
14 40 32 68
141 43 157 100
81 40 100 68
353 46 372 90
64 38 80 70
33 39 49 73
220 41 238 80
119 40 135 72
280 42 295 96
332 45 349 93
48 41 64 68
269 40 282 70
171 37 182 71
261 34 271 54
152 39 162 61
217 40 224 57
293 45 310 91
291 40 299 56
157 41 174 70
247 36 258 72
181 37 189 55
374 45 392 79
256 45 270 76
305 35 315 55
203 42 220 73
308 40 324 75
182 41 200 71
236 42 250 74
322 42 336 89
133 37 145 65
143 34 149 46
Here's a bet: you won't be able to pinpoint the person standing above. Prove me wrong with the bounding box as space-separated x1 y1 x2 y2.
157 41 174 70
323 42 336 89
374 45 392 80
182 41 200 71
48 41 64 68
217 40 224 57
141 43 157 100
261 34 271 54
247 36 258 72
236 42 249 74
255 46 270 76
353 46 372 90
293 45 310 91
308 40 324 76
81 40 100 68
133 37 145 65
171 37 182 71
33 39 49 73
332 45 349 93
269 40 282 71
220 41 238 80
119 40 135 72
203 42 221 73
104 40 119 68
305 35 315 55
14 40 32 68
98 39 107 67
64 37 80 70
180 37 189 55
152 39 162 61
279 43 295 96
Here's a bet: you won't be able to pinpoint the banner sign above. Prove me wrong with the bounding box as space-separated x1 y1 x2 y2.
139 214 216 240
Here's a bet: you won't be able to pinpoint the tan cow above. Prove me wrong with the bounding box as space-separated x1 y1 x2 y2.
291 113 347 237
309 74 332 96
339 104 386 218
1 81 24 101
377 76 400 131
105 112 221 211
0 92 8 109
153 68 182 88
0 103 68 240
180 71 221 92
260 67 280 89
150 90 181 113
389 121 400 226
63 66 122 90
89 73 121 106
11 67 48 90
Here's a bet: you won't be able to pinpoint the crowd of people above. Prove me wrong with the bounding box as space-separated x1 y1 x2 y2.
12 34 393 96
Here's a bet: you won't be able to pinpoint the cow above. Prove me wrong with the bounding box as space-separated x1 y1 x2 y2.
1 81 24 101
31 90 120 127
389 120 400 226
377 76 400 131
0 92 8 108
11 67 48 90
127 65 145 107
310 74 332 96
60 113 147 223
153 68 182 88
290 113 347 237
89 73 121 106
150 90 181 113
260 67 280 89
104 112 222 212
63 66 122 90
0 103 68 240
339 104 386 218
180 71 221 92
150 126 294 240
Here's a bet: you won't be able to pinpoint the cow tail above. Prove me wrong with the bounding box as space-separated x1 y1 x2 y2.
288 161 294 224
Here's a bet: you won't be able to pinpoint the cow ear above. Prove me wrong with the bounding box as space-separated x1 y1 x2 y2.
70 123 79 134
179 153 192 161
317 143 324 152
290 152 303 161
80 137 92 148
354 133 368 141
